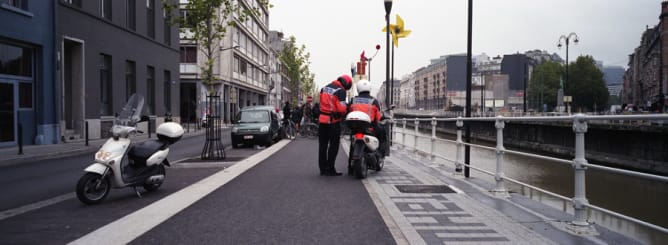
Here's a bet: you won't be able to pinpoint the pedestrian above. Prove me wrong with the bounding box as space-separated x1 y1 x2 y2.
282 101 291 127
318 74 353 176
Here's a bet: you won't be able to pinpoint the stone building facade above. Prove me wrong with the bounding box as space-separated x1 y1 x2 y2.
622 1 668 112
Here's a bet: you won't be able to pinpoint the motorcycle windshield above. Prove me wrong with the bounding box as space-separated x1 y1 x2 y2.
115 94 145 126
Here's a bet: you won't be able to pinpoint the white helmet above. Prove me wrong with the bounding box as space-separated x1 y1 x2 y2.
356 79 372 93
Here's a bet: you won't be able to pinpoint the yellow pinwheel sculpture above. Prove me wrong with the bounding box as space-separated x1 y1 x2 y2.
382 15 411 47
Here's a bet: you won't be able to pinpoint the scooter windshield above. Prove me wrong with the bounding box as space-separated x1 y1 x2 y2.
115 94 145 126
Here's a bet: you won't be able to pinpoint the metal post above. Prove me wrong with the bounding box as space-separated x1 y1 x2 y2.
413 118 419 154
148 118 152 138
85 121 89 146
401 120 406 149
430 117 437 161
18 123 23 155
455 118 464 173
464 0 473 178
570 114 593 230
492 116 508 197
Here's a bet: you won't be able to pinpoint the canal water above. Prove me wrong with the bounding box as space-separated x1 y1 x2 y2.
391 127 668 230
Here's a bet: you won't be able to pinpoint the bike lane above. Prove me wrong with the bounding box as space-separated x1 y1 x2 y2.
129 137 395 244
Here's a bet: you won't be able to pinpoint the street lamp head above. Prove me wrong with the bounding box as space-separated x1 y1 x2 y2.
573 37 579 45
557 43 562 49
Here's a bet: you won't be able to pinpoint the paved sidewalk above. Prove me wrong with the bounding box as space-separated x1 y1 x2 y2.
357 142 642 245
0 124 210 167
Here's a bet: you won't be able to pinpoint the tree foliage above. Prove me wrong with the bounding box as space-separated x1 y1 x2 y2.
278 35 314 105
567 55 608 112
528 61 562 111
163 0 268 92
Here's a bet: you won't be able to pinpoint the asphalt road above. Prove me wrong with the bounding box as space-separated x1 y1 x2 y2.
0 129 271 244
133 137 396 245
0 133 216 211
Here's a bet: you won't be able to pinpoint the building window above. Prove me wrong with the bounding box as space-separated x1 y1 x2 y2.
179 46 197 63
100 0 111 20
4 0 28 10
163 70 171 113
0 42 32 77
100 54 112 116
179 9 196 29
18 82 32 108
163 8 171 45
126 0 136 30
146 66 155 115
146 0 155 38
125 60 136 100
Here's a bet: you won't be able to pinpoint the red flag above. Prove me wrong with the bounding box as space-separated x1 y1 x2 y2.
360 50 367 61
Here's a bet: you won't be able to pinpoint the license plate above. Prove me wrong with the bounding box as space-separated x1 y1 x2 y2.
244 135 253 139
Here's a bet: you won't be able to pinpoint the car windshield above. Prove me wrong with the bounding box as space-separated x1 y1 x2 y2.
237 110 270 123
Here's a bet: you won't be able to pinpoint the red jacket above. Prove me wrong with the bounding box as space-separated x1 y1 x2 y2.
319 80 348 124
349 93 381 123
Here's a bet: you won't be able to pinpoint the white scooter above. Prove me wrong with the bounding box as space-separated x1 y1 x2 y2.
345 107 392 179
76 94 184 205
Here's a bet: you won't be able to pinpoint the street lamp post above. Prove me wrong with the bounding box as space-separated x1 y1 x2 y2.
558 33 579 113
384 0 392 109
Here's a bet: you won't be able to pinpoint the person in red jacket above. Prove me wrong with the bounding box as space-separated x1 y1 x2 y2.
347 79 387 172
318 74 353 176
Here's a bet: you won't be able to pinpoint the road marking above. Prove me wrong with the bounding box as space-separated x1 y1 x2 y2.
0 192 75 221
69 139 291 245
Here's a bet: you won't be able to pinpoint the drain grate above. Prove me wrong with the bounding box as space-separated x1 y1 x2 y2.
395 185 456 194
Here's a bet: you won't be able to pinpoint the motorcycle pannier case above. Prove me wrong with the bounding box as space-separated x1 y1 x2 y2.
157 122 184 144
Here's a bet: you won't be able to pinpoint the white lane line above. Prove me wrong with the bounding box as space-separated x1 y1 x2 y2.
69 139 290 245
0 193 75 221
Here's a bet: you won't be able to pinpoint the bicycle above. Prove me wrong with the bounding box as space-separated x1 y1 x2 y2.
300 122 319 138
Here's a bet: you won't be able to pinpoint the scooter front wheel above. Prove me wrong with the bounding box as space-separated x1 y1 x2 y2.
76 173 111 205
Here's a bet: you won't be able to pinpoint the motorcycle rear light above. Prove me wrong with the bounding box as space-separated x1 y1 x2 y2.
355 133 364 139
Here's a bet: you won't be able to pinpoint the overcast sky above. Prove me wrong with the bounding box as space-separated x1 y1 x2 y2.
269 0 661 89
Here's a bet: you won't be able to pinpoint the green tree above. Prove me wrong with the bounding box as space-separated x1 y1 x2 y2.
528 61 563 111
567 56 608 112
163 0 268 92
278 35 315 105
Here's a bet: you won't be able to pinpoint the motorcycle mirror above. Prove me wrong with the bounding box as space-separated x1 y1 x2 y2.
140 115 150 122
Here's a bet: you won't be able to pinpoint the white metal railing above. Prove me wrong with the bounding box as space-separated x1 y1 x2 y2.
391 113 668 235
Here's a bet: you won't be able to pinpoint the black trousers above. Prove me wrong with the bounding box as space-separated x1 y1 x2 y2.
318 122 341 174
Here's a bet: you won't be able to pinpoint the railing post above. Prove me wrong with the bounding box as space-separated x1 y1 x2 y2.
430 117 437 161
568 114 595 233
413 118 419 154
401 120 406 149
492 116 509 197
455 118 463 173
392 119 397 146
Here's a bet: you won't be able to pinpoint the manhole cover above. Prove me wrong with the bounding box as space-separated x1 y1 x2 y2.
395 185 455 194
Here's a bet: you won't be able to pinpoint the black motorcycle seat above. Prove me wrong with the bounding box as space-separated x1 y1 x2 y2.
128 140 167 165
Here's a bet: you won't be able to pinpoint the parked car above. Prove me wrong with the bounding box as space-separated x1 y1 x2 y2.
231 106 281 148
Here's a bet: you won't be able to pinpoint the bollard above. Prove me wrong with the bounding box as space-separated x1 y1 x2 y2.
18 123 23 155
414 118 419 154
430 118 437 161
570 114 592 229
85 121 89 146
492 116 508 197
148 118 152 138
455 118 463 173
402 120 406 149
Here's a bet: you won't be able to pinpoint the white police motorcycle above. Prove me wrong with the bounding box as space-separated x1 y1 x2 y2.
76 94 184 205
345 107 392 179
